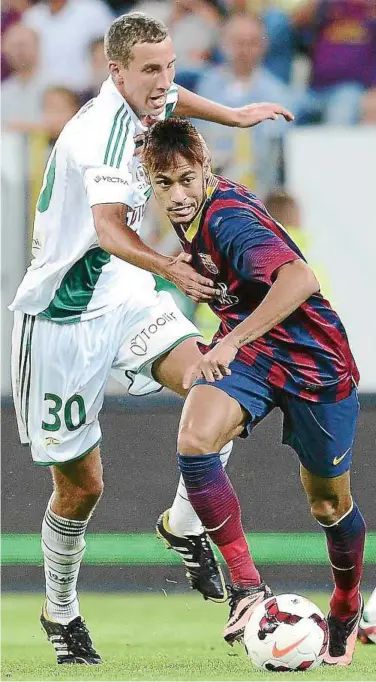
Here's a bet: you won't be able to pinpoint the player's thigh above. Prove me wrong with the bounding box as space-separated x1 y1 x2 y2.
178 384 247 454
12 312 116 465
190 358 276 442
281 388 360 479
112 290 200 396
152 336 202 398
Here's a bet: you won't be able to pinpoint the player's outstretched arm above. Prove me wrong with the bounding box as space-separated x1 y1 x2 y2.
183 260 319 388
175 86 294 127
92 202 219 302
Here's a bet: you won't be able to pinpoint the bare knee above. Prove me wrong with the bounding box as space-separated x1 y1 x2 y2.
51 449 104 519
53 477 104 519
300 467 352 526
309 493 352 526
76 477 104 509
178 426 219 455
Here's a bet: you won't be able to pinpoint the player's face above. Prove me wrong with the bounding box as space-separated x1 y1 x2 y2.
150 157 206 225
109 38 176 118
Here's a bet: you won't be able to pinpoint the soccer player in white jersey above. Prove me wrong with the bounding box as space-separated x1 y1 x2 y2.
10 13 293 664
358 588 376 644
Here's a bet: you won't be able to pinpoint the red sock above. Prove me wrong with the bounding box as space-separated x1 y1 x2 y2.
178 454 261 588
321 503 366 620
219 536 261 587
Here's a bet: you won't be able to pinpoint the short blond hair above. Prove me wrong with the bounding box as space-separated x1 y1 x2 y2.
104 12 168 68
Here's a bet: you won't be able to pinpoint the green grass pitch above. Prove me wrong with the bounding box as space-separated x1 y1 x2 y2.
2 592 375 681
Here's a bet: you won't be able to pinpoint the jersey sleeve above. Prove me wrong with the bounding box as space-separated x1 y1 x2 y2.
159 82 179 120
211 208 301 285
83 165 134 207
70 104 137 208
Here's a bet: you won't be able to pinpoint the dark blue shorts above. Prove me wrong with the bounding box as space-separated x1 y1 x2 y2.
194 359 360 478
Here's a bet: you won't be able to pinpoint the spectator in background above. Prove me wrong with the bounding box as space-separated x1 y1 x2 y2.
293 0 376 124
41 86 81 145
1 0 33 79
195 12 293 197
1 23 46 131
22 0 114 92
81 38 109 102
224 0 297 83
262 1 296 84
136 0 221 89
264 187 301 230
105 0 138 13
264 188 331 297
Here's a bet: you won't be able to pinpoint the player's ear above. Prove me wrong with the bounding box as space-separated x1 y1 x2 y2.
108 61 124 85
203 156 211 179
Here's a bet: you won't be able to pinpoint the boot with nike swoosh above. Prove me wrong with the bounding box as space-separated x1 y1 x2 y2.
324 594 364 665
224 582 273 645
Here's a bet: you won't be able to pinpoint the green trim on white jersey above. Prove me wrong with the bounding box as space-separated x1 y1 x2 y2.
10 78 180 323
39 247 111 324
37 151 57 213
103 105 132 168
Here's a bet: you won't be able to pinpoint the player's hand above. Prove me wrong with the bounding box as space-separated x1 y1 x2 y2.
165 252 220 303
183 339 238 389
234 103 294 127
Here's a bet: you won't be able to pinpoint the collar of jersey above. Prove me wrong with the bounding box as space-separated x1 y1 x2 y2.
100 76 148 133
184 174 219 243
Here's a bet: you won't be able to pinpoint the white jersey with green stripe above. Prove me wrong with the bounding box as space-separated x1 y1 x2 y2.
9 77 179 324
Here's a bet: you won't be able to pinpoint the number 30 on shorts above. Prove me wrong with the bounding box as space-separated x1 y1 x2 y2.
42 393 86 432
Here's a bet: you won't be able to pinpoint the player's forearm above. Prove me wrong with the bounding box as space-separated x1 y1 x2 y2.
97 219 172 278
175 86 240 126
225 261 320 349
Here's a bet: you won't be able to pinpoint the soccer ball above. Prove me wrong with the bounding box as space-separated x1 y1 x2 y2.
243 594 328 672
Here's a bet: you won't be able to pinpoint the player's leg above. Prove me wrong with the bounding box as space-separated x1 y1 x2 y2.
177 382 273 644
164 441 233 536
282 388 365 665
358 587 376 644
11 310 120 664
153 338 234 601
300 466 365 665
112 299 233 601
44 448 103 620
153 338 233 528
41 448 103 664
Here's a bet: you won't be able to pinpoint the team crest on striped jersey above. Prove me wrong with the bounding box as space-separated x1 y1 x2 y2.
198 253 219 275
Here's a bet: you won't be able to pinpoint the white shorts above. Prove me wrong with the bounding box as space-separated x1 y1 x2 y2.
12 291 200 465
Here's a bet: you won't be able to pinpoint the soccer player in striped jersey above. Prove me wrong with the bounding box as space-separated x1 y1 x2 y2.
143 118 366 666
9 13 294 664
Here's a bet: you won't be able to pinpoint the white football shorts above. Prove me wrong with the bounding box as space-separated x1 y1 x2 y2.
11 291 200 465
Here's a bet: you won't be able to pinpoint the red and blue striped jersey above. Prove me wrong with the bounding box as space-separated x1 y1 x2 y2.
173 176 359 402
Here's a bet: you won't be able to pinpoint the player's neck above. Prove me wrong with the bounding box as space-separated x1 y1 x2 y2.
175 173 219 232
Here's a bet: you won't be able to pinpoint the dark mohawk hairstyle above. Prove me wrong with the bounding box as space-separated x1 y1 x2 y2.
143 117 206 174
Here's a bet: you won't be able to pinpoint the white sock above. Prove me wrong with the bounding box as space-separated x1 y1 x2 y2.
364 587 376 622
168 441 233 536
42 502 88 625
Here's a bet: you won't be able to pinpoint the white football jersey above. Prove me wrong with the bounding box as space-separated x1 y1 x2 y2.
9 77 178 323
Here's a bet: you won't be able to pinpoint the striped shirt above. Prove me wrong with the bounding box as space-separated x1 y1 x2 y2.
173 176 359 403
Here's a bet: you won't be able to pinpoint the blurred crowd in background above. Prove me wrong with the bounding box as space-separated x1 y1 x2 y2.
2 0 376 336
